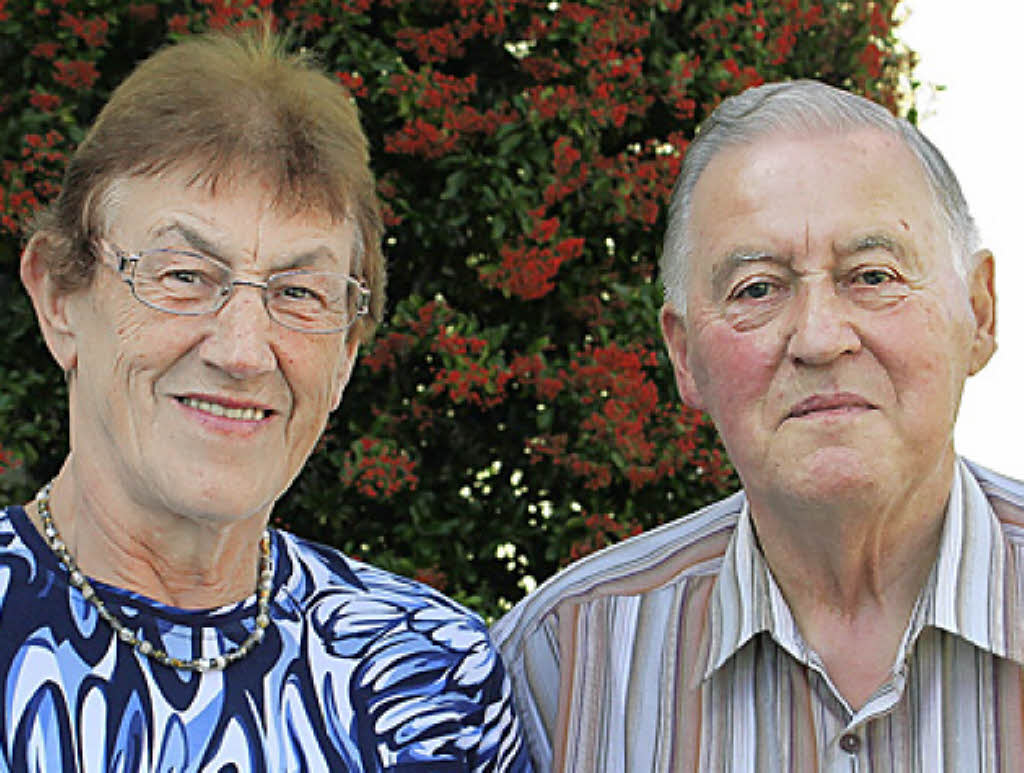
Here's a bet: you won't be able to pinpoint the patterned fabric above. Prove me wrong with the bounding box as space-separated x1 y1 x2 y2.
492 459 1024 772
0 504 531 772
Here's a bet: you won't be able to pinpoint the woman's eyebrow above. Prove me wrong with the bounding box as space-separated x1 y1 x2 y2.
149 222 226 259
148 223 342 271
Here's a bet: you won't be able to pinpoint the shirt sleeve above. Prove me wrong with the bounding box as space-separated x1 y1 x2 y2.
491 602 561 771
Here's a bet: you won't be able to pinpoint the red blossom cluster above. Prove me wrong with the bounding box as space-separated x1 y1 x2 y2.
565 511 643 564
389 0 514 63
29 91 61 113
363 331 417 375
503 353 564 402
59 11 110 47
199 0 270 31
519 56 570 83
30 42 61 60
340 437 420 499
2 130 67 233
53 59 100 90
543 136 588 207
664 55 701 121
383 68 515 158
336 71 368 98
479 207 584 300
859 42 884 78
595 138 684 228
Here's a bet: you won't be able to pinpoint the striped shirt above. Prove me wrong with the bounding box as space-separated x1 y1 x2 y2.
492 459 1024 771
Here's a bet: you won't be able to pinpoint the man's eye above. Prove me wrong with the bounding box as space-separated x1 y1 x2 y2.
853 268 896 286
735 280 774 300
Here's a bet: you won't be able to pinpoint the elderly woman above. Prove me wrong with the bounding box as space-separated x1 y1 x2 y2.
4 29 530 771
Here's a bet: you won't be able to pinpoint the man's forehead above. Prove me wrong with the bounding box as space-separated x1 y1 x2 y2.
699 125 914 183
685 126 957 282
690 127 938 230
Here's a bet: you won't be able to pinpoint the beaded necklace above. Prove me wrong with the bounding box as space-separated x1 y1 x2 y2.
33 481 274 672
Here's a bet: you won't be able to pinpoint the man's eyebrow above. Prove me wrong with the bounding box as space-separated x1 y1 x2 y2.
836 233 905 258
710 249 785 296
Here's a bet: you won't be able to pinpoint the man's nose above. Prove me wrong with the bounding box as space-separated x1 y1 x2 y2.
785 280 861 366
198 285 278 378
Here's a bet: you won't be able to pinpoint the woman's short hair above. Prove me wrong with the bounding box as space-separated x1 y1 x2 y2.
31 25 385 341
660 79 978 312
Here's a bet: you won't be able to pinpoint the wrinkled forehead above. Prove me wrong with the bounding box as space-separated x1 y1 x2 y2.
690 126 955 256
91 167 360 273
92 163 352 240
681 127 970 304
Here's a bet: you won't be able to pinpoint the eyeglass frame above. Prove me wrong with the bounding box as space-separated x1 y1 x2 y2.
99 242 371 335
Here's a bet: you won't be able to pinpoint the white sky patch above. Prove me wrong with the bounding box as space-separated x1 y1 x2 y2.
901 1 1024 479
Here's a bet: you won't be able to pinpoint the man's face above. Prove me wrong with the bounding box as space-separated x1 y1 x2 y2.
63 169 359 524
661 128 995 507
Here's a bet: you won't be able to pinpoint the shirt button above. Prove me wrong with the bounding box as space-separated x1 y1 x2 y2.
839 733 862 754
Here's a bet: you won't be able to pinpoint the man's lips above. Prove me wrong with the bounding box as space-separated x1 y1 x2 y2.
175 394 275 422
786 393 875 420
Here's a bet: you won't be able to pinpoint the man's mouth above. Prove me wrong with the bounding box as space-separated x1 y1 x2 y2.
787 393 875 419
177 396 271 421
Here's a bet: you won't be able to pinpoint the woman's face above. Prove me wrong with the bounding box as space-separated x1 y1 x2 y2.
61 170 359 526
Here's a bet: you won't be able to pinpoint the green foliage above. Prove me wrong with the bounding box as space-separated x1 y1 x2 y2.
0 0 914 618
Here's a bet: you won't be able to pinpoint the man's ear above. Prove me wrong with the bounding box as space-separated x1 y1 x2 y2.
329 334 360 412
660 304 705 410
20 232 79 372
965 250 996 376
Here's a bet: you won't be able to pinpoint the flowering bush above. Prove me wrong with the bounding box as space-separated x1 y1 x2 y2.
0 0 914 618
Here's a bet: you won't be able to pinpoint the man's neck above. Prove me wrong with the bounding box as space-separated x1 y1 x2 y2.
746 461 954 710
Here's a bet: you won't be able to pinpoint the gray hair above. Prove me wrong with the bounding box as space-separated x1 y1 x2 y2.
660 80 979 311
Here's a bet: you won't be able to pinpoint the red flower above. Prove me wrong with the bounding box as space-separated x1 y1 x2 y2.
59 12 109 47
30 42 60 59
336 71 368 98
858 42 883 78
29 91 62 112
167 14 191 34
53 60 100 90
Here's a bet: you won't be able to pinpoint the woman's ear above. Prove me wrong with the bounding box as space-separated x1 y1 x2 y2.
329 334 360 412
20 232 80 372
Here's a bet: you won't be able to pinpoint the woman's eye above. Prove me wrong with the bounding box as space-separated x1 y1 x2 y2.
280 285 316 300
167 270 201 284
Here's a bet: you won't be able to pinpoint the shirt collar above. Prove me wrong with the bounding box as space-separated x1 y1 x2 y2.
702 495 805 680
701 459 1024 682
909 458 1024 664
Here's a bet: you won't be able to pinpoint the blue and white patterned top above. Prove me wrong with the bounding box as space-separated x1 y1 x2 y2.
0 505 531 772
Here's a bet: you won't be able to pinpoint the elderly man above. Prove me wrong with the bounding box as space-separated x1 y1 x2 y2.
492 80 1019 771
